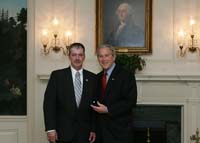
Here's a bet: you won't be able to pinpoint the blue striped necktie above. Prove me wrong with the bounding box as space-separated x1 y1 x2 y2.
74 72 82 107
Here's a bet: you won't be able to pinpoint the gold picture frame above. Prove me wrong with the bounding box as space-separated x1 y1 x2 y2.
96 0 152 54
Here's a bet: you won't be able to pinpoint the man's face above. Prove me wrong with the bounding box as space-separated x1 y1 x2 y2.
97 48 115 70
69 47 85 70
117 4 129 22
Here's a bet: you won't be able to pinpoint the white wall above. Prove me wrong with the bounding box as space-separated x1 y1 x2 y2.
35 0 200 74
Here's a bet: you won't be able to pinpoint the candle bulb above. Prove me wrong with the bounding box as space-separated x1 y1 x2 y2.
41 29 49 47
178 29 185 48
42 29 48 36
64 31 72 47
52 17 59 26
190 19 195 35
52 17 60 37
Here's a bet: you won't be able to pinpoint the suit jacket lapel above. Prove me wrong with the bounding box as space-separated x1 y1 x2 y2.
104 65 119 97
64 67 77 110
78 70 89 108
98 72 104 100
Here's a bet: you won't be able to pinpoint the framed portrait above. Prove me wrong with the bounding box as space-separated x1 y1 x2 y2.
96 0 152 54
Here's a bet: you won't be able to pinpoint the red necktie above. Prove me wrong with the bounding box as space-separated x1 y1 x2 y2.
101 72 107 97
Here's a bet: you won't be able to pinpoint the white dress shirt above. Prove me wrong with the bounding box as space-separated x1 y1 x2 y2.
70 66 83 90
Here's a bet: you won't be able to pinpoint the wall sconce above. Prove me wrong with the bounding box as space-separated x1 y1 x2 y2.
177 19 200 57
41 17 72 55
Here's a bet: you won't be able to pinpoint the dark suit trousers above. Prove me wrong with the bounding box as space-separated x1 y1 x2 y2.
55 135 80 143
56 141 72 143
56 140 76 143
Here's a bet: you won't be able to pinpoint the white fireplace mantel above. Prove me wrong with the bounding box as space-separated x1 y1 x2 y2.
37 73 200 82
37 73 200 143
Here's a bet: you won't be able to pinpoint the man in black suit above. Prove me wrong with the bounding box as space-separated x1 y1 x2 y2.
43 43 96 143
91 44 137 143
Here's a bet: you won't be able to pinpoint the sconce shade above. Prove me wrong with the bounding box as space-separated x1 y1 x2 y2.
41 17 72 55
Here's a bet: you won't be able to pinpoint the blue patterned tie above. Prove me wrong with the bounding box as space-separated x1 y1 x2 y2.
74 72 82 107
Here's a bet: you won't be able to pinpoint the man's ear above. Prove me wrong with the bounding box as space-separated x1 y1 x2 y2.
113 55 116 61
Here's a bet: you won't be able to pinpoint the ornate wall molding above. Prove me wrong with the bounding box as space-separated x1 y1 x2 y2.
38 73 200 82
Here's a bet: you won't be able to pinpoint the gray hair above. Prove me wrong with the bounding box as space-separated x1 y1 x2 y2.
97 44 116 58
116 3 134 17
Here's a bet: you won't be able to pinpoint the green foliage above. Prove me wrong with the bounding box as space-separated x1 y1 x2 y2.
0 8 27 115
116 54 146 74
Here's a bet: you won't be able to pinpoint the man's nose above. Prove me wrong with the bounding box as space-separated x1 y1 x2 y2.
75 55 81 59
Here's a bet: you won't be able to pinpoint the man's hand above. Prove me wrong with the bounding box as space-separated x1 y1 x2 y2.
47 130 57 143
91 102 108 113
89 132 96 143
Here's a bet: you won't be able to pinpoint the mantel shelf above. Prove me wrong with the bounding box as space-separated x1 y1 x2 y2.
37 73 200 82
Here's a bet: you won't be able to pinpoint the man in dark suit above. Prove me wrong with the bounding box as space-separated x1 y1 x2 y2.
43 43 96 143
91 44 137 143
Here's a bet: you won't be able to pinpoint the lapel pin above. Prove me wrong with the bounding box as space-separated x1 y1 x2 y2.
112 78 115 80
85 79 88 82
